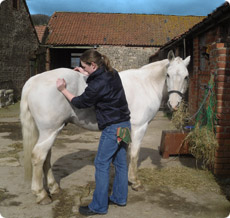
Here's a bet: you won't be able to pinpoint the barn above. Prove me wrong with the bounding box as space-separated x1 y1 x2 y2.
0 0 46 99
0 0 205 100
154 2 230 176
43 12 204 72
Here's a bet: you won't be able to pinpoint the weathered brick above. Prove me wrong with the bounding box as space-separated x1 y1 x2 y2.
217 62 227 68
217 114 230 120
223 164 230 169
215 157 230 164
214 168 230 175
216 87 230 95
214 163 224 169
216 43 226 49
215 151 224 158
217 120 230 126
216 133 230 140
216 75 230 82
218 56 228 62
215 126 226 133
224 152 230 158
224 139 230 146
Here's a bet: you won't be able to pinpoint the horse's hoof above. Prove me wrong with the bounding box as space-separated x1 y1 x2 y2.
51 187 60 195
131 180 144 191
37 195 52 205
49 183 60 195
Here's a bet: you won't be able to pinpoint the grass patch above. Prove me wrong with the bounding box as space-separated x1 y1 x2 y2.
0 102 20 118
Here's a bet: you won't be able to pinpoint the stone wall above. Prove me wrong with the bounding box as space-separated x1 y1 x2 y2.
0 0 39 99
97 45 159 71
0 89 14 108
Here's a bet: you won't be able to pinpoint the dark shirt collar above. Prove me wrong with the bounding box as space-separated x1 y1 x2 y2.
86 66 105 83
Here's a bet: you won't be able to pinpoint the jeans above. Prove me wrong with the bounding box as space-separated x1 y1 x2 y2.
88 120 131 214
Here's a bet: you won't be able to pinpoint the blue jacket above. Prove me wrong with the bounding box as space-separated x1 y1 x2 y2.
71 67 130 130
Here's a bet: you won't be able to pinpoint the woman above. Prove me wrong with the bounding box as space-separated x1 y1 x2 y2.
56 49 131 216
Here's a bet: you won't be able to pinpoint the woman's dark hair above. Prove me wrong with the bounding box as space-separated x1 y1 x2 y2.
80 49 113 72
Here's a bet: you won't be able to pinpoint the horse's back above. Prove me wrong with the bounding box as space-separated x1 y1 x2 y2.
21 68 98 131
22 69 86 128
24 68 86 94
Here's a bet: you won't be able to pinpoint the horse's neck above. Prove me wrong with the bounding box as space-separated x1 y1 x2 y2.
145 59 168 95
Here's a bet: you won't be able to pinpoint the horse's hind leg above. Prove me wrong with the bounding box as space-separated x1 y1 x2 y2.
31 126 63 204
43 149 60 195
31 142 52 204
128 123 148 190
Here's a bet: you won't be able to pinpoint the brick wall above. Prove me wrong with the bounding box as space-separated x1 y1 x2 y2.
189 27 230 176
97 45 159 71
188 37 200 116
0 0 39 99
212 42 230 176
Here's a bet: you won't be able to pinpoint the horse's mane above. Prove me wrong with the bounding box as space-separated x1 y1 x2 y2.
119 59 169 81
140 59 169 69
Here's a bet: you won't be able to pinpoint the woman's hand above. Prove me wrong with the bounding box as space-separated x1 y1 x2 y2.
56 78 66 92
74 66 90 76
56 78 75 102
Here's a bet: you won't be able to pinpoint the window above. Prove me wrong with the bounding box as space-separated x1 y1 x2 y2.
71 53 82 69
13 0 19 10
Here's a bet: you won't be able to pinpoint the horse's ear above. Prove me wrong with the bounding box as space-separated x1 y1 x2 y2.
184 56 191 67
167 50 175 62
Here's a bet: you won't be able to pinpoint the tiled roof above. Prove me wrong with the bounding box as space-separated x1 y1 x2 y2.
159 2 230 51
35 25 47 43
46 12 204 47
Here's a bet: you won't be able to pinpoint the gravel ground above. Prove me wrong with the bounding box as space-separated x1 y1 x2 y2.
0 103 229 218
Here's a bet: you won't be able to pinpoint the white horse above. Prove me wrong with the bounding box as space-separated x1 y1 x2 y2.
20 51 190 204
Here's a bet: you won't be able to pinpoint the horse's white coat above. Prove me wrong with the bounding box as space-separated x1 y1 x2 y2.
0 0 5 5
20 51 190 204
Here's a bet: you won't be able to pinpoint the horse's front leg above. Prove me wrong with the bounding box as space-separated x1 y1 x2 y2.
43 149 60 196
128 123 148 191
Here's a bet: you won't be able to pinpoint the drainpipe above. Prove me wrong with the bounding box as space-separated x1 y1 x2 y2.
183 38 186 58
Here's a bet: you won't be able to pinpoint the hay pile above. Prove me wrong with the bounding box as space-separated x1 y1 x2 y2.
185 124 218 167
170 96 218 168
171 100 190 130
138 166 220 193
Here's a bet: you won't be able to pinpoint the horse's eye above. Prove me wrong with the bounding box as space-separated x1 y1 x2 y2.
185 76 189 80
167 74 170 78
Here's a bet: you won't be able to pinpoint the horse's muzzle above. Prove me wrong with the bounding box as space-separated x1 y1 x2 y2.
167 101 180 111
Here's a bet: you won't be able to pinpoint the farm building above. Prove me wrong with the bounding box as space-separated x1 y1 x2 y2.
0 0 204 99
35 25 48 44
0 0 46 99
154 2 230 176
43 12 204 72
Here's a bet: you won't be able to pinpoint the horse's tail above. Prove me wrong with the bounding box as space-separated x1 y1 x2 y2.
20 81 39 181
